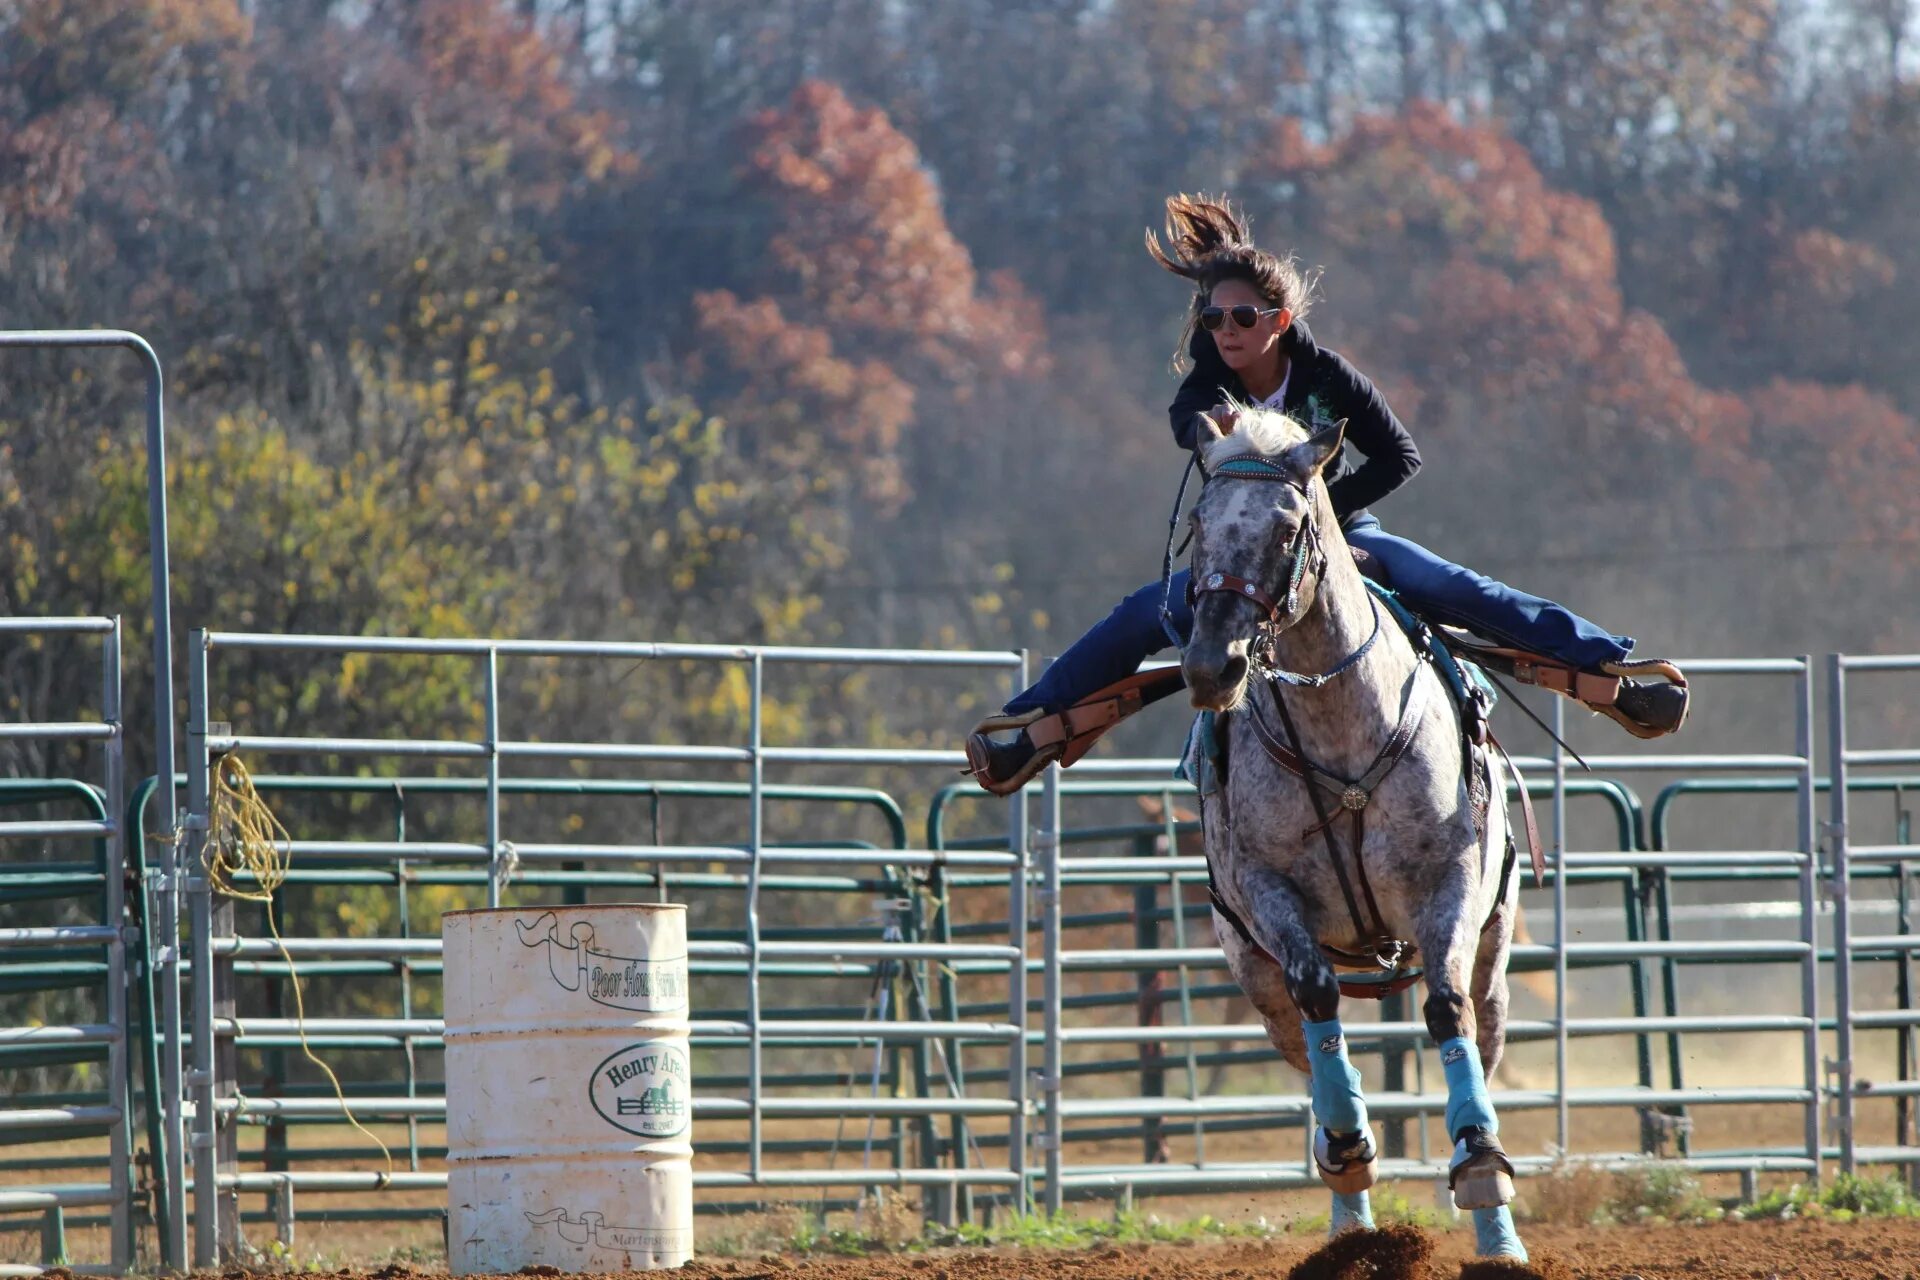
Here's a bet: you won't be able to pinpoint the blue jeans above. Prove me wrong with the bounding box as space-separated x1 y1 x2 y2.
1006 515 1633 715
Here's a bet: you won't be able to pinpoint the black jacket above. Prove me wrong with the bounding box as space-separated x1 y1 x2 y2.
1168 319 1420 527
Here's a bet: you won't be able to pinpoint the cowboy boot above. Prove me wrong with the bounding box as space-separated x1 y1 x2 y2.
1585 659 1689 739
963 708 1061 797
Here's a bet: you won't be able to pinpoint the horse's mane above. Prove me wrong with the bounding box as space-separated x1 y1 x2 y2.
1198 403 1310 471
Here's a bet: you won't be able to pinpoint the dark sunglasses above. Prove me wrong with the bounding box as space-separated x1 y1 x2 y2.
1199 305 1283 331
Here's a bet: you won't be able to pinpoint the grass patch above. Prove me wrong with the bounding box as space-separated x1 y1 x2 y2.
712 1201 1297 1257
1746 1173 1920 1223
1524 1163 1920 1227
1602 1161 1726 1225
929 1207 1288 1249
716 1186 1447 1258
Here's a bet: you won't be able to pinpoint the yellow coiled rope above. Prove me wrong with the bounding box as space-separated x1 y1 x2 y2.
203 754 393 1182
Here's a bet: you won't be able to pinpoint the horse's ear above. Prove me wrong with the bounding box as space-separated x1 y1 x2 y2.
1288 417 1347 477
1197 411 1230 442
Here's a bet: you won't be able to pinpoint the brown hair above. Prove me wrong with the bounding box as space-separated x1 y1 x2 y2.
1145 193 1315 369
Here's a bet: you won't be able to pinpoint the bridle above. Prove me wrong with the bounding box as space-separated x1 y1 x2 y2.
1175 447 1528 997
1185 454 1382 688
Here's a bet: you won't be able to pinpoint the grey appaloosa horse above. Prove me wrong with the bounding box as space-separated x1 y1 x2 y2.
1182 405 1526 1259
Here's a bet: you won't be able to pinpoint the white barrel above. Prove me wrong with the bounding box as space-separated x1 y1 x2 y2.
443 904 692 1274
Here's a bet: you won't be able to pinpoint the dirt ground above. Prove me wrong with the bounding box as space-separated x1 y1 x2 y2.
727 1220 1920 1279
136 1218 1920 1279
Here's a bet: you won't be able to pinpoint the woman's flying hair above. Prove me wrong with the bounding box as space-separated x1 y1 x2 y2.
1146 193 1316 368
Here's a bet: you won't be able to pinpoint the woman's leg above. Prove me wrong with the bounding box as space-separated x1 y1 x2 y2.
1004 570 1193 715
1343 520 1632 671
967 572 1192 795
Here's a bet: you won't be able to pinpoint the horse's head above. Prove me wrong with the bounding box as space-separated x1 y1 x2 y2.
1183 406 1346 711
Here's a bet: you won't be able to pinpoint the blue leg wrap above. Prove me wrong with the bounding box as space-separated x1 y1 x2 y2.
1472 1205 1526 1259
1304 1018 1368 1133
1438 1036 1496 1140
1330 1191 1373 1234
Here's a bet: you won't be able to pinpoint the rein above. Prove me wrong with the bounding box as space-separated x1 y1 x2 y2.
1157 454 1201 649
1190 449 1509 995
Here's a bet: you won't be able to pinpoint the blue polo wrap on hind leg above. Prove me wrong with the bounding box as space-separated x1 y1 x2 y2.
1331 1192 1373 1233
1473 1206 1526 1259
1303 1018 1367 1134
1439 1035 1496 1139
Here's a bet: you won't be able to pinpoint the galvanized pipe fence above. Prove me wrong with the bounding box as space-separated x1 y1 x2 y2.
163 629 1037 1268
0 618 133 1277
1827 655 1920 1178
7 622 1920 1271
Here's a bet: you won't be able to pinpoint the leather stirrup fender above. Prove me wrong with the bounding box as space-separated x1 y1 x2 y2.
1469 645 1624 705
1023 666 1189 766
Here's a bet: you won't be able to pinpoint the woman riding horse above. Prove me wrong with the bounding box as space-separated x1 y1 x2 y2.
966 194 1688 795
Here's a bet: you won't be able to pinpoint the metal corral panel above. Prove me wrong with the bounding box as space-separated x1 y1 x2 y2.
443 905 692 1274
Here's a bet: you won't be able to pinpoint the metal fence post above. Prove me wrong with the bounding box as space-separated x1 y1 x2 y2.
1552 696 1570 1156
1007 651 1031 1214
747 653 765 1181
1797 657 1823 1179
160 763 189 1268
485 648 504 907
1827 655 1856 1175
103 619 132 1269
1040 758 1064 1216
187 630 220 1265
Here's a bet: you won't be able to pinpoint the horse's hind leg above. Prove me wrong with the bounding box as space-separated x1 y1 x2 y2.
1415 881 1527 1260
1228 864 1378 1232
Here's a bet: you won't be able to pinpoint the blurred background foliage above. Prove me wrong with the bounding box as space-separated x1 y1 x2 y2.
3 0 1919 1074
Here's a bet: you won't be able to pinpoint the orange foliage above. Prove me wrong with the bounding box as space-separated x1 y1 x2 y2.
405 0 638 209
4 0 249 108
1747 380 1920 545
748 81 1046 387
690 290 915 512
1257 102 1770 520
671 82 1054 520
0 0 249 233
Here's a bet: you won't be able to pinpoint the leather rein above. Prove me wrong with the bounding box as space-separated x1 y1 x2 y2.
1191 454 1510 995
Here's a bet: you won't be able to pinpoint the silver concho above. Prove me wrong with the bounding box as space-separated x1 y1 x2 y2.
1340 785 1369 812
1206 573 1225 589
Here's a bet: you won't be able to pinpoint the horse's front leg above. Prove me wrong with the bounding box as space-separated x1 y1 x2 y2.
1235 863 1376 1232
1416 879 1527 1260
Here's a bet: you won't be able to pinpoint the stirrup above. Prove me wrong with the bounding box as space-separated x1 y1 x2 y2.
963 708 1060 797
1586 658 1690 739
963 668 1189 796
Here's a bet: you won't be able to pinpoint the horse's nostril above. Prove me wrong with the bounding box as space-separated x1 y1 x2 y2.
1219 653 1248 689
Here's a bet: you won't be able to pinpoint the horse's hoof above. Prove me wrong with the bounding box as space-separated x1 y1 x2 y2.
1313 1126 1378 1194
1448 1128 1515 1210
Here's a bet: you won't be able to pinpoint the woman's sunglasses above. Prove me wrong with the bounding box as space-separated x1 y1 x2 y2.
1199 305 1283 331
